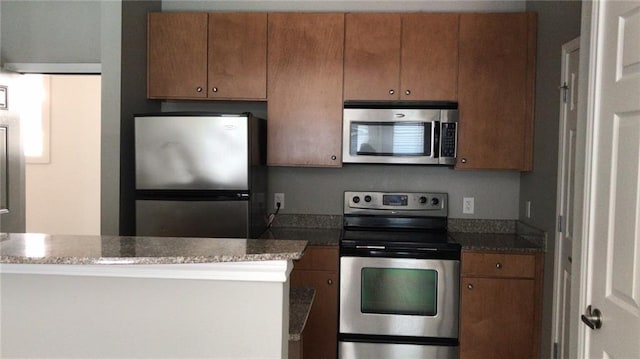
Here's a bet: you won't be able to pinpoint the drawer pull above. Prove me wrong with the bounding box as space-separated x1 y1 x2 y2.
467 283 473 290
327 279 334 285
496 262 503 269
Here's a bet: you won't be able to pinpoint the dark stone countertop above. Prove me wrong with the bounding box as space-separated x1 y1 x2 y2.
264 226 545 252
289 286 315 341
448 232 545 253
262 227 341 246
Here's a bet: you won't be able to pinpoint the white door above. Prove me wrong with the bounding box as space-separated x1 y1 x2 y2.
552 37 580 359
578 0 640 357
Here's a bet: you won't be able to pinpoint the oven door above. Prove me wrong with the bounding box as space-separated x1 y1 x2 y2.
339 256 459 338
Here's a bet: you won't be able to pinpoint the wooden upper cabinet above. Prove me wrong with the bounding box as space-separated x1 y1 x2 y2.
148 13 208 99
208 13 267 100
344 13 459 101
457 13 537 170
267 13 344 167
344 14 401 101
147 12 267 100
401 13 459 101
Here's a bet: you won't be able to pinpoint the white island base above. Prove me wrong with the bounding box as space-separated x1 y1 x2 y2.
0 261 292 358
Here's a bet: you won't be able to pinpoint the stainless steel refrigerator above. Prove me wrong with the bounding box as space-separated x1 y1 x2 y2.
134 112 267 238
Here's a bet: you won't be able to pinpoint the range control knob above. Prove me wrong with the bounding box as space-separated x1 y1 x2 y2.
431 197 440 206
353 196 361 204
364 195 372 202
419 196 427 204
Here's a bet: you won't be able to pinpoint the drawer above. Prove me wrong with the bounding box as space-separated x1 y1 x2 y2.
462 252 536 278
293 246 338 271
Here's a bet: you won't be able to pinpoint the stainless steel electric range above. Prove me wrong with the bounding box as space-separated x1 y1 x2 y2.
339 191 461 359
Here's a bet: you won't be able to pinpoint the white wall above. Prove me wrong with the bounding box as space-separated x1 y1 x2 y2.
25 75 101 235
1 271 289 358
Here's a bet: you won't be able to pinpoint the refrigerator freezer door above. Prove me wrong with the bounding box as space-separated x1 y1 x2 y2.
136 200 249 238
135 115 249 190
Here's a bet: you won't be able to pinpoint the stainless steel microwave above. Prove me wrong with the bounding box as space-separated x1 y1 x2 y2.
342 103 458 165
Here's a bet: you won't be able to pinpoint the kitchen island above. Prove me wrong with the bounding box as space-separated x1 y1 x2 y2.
0 233 307 359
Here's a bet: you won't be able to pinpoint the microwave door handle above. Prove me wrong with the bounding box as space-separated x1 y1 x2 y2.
433 121 440 158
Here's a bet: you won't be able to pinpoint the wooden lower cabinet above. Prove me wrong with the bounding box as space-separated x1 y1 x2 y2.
460 251 543 359
290 246 339 359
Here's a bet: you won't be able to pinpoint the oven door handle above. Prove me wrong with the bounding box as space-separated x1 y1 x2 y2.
356 245 386 250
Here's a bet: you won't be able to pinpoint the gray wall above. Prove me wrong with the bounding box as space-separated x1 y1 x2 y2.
101 0 162 236
521 1 582 358
0 0 101 64
164 100 521 219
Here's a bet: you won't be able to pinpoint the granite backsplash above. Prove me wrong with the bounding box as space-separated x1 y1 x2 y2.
272 214 540 233
270 214 547 251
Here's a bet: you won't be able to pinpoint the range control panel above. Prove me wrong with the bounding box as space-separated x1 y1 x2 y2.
344 191 448 217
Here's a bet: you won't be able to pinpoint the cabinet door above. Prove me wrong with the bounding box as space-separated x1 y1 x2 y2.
400 13 459 101
147 13 208 99
460 277 536 358
344 13 401 101
208 13 267 100
290 270 338 359
457 13 536 170
267 13 344 167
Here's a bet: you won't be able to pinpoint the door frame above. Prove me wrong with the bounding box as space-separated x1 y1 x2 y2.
570 1 600 357
552 36 580 359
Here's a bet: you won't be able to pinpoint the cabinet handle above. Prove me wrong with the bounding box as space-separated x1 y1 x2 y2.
405 89 411 95
461 158 468 164
327 279 334 285
212 87 218 93
467 283 473 290
389 89 395 95
331 155 337 161
496 262 503 269
196 87 203 93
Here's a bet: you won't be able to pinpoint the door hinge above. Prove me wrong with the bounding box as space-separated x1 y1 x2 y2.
560 82 569 103
557 215 564 233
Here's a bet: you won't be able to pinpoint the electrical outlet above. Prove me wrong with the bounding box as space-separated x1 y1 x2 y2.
463 197 474 214
274 193 285 210
526 200 532 218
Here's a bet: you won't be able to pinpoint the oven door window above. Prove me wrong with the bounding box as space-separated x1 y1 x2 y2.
350 122 431 156
361 267 437 316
